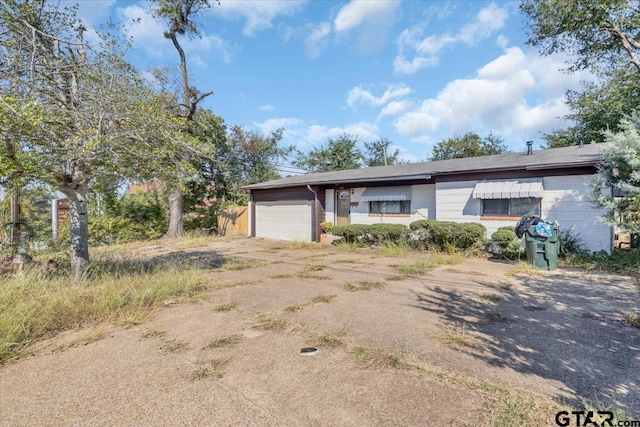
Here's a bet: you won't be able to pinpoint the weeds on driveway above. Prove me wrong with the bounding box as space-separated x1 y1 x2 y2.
393 260 435 276
432 323 479 349
221 259 267 271
343 280 385 291
213 302 238 312
191 358 230 380
205 335 243 349
479 293 504 303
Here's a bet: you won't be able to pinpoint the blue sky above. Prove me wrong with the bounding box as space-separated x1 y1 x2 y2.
70 0 592 166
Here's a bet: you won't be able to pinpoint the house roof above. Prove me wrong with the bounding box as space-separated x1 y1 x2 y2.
245 143 608 190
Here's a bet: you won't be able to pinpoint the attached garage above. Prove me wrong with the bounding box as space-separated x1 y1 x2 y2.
255 201 313 241
248 186 324 242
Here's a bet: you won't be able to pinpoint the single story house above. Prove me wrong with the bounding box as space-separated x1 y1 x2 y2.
244 143 612 253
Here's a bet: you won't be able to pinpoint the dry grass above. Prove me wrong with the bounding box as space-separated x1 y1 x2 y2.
504 261 542 277
213 302 238 312
343 280 386 292
385 274 407 281
377 242 410 257
482 280 514 292
350 346 418 370
311 294 337 304
271 273 293 279
625 312 640 328
432 323 480 349
160 339 189 353
0 261 209 364
141 330 166 339
212 280 260 289
393 260 435 276
221 259 266 271
433 253 466 265
479 293 504 303
282 294 337 313
191 358 230 380
252 314 288 331
311 327 348 348
332 258 359 264
205 335 243 349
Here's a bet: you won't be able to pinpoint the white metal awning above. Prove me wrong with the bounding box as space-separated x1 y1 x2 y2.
360 186 412 202
472 180 544 199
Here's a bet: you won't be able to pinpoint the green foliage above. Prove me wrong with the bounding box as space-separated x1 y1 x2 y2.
409 220 487 251
491 227 522 259
320 221 333 233
430 132 508 161
363 137 399 167
331 223 408 246
521 0 640 75
294 133 362 173
590 114 640 233
0 185 53 244
558 228 589 258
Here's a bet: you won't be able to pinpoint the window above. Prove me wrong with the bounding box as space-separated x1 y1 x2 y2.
369 200 411 214
482 197 540 216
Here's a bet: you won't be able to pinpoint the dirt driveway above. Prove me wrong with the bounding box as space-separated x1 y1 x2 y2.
1 237 639 426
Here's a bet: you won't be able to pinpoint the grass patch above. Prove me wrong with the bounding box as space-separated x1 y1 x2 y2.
377 242 410 257
272 273 293 279
252 314 288 331
288 241 321 250
304 264 326 272
332 258 359 264
504 261 541 277
432 323 479 349
433 253 466 265
343 280 385 292
141 330 167 339
0 262 208 364
394 260 435 276
625 312 640 328
221 259 266 271
191 358 230 380
561 249 640 278
212 280 259 289
311 294 337 304
350 346 418 370
282 294 337 313
385 274 407 281
205 335 243 349
334 241 358 252
160 339 189 353
479 293 504 303
482 280 513 291
213 302 238 312
310 327 348 348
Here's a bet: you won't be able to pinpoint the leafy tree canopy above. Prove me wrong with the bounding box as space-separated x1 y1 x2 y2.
363 137 399 167
591 114 640 233
294 133 363 173
430 132 508 161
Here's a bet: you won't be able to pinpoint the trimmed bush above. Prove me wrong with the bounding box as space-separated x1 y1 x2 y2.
491 226 522 259
331 223 408 246
409 220 487 251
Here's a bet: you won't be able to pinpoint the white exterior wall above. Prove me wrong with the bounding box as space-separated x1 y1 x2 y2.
541 175 611 253
435 176 612 253
325 189 335 225
348 184 436 226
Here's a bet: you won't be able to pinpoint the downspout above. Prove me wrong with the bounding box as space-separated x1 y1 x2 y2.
307 185 319 242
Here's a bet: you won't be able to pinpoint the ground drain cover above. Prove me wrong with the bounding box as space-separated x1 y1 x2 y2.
301 347 318 356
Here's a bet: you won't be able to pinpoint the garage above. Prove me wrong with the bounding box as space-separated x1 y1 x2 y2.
255 201 313 241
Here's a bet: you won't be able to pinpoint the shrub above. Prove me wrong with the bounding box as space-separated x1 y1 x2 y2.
331 223 408 246
320 221 334 233
491 227 522 259
409 220 486 251
558 228 589 258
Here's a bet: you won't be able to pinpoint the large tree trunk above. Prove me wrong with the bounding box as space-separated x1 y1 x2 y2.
164 189 184 239
60 184 90 282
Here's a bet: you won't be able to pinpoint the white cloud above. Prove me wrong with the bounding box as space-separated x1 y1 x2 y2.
394 3 509 75
254 118 303 137
259 104 275 112
347 84 412 108
305 121 379 145
333 0 400 52
394 47 589 146
305 22 331 59
215 0 306 37
378 99 416 119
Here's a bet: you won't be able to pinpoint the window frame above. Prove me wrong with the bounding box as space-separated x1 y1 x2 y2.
481 197 541 217
369 200 411 215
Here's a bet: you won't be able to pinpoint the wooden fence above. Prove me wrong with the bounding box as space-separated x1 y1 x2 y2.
217 206 248 237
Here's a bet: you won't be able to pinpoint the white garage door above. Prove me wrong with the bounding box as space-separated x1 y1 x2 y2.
255 201 313 241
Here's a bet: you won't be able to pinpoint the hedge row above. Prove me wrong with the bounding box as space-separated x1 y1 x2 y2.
331 220 488 251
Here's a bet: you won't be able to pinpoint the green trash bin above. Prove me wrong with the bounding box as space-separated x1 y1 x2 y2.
524 224 559 271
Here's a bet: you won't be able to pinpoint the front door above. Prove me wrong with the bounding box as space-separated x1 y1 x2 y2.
336 190 350 226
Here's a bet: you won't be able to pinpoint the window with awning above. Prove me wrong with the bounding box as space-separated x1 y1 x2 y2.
472 180 543 216
361 186 412 214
